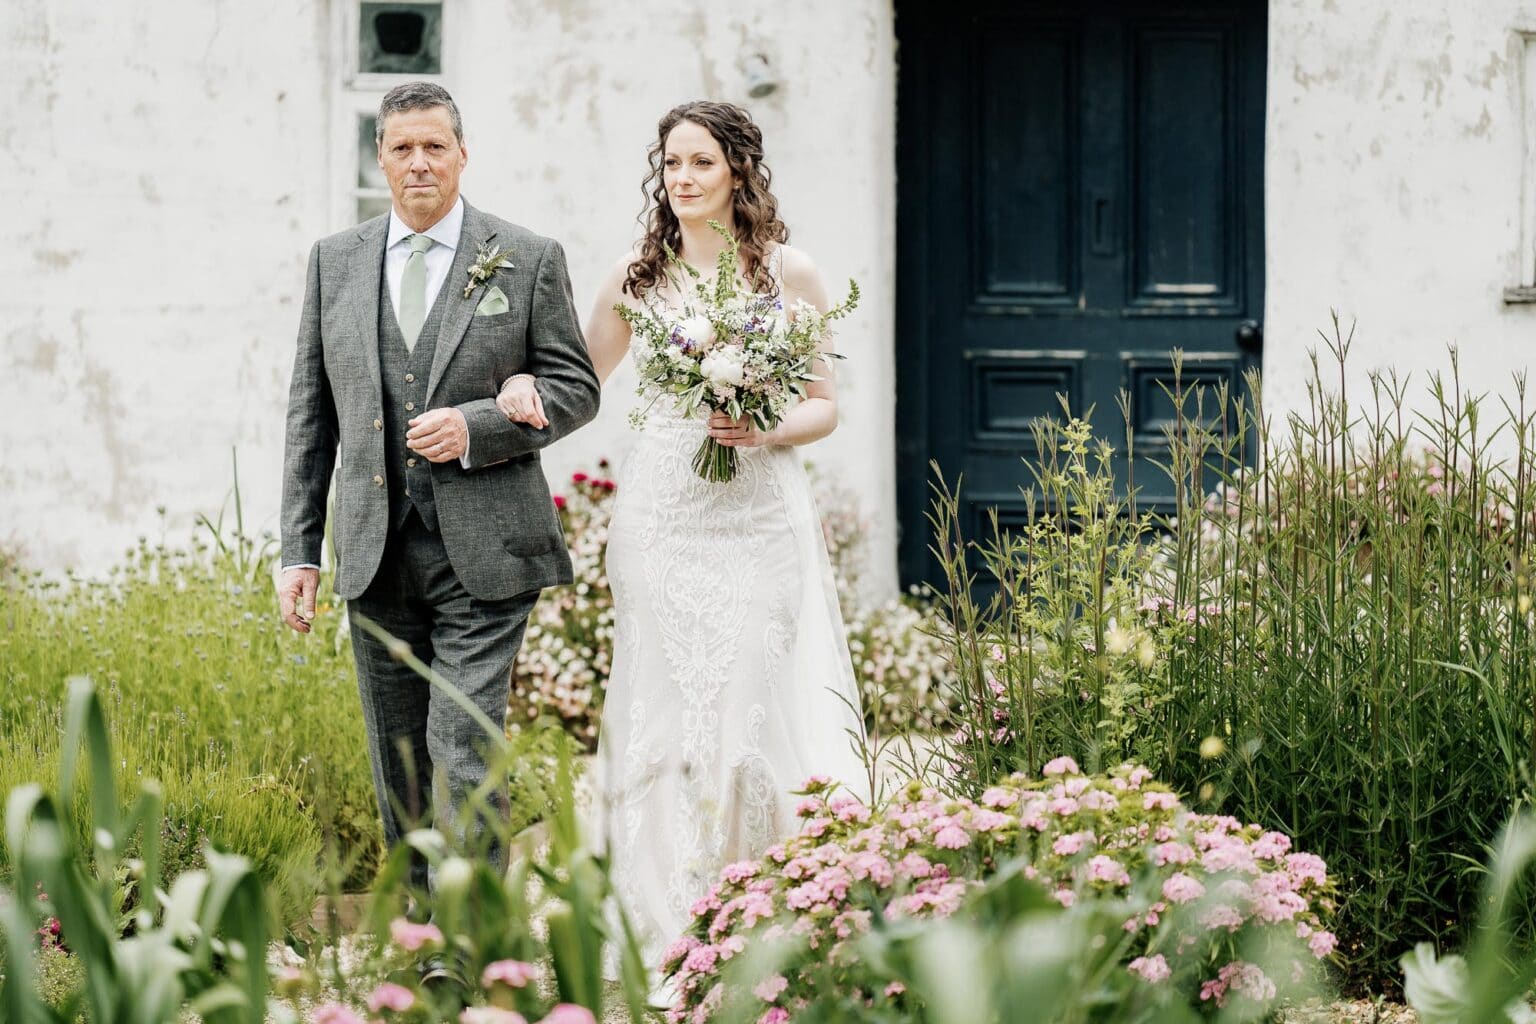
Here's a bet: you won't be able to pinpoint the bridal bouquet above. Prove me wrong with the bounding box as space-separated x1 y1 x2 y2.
616 222 859 482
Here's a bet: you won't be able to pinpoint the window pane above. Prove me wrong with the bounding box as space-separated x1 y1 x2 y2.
358 115 387 190
359 3 442 75
357 195 393 224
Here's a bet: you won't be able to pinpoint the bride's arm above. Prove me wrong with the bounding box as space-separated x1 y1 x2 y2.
761 247 839 447
585 256 636 385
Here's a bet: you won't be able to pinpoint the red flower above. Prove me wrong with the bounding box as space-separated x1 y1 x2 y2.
571 472 589 483
553 495 567 509
600 479 617 491
598 457 611 469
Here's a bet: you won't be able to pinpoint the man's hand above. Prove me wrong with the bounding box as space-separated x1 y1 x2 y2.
407 407 469 463
279 566 321 634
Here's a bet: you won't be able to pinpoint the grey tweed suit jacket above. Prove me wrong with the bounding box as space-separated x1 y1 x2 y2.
280 200 600 602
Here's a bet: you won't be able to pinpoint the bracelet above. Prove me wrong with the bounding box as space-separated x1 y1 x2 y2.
500 373 536 394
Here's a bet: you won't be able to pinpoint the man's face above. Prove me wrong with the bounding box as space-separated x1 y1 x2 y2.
377 105 467 227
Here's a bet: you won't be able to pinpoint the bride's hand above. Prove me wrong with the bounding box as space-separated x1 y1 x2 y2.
497 374 548 428
708 411 774 447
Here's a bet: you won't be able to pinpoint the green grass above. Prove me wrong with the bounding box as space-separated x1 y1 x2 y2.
0 520 378 921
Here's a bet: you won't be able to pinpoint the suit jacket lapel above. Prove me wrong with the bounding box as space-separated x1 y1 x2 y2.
348 217 389 408
427 201 497 405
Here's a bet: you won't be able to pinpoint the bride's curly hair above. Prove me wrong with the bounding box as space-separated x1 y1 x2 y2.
624 101 789 298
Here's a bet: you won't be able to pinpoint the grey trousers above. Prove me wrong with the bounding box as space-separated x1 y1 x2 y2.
349 509 540 891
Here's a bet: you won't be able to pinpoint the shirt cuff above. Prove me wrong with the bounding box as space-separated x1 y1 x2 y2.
281 563 321 572
460 432 472 469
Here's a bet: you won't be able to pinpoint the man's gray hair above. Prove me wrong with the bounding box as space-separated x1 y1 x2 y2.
375 82 463 145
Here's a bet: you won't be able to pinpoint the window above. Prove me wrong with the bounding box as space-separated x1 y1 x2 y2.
359 3 443 76
330 1 450 227
354 114 393 223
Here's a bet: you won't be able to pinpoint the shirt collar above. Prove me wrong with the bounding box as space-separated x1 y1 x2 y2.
386 195 465 253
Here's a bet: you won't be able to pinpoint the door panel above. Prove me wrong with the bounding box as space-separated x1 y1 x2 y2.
895 0 1268 588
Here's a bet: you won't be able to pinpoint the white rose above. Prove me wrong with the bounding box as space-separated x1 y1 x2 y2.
677 315 716 351
700 349 746 387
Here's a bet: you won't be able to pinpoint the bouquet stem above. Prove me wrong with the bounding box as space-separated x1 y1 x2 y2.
692 437 739 483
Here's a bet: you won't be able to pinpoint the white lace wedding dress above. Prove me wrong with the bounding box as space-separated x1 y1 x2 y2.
594 262 868 970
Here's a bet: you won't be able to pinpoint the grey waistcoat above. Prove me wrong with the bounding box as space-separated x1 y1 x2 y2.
379 272 448 533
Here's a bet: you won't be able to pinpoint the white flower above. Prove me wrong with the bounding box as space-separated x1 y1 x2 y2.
700 348 746 387
677 315 716 351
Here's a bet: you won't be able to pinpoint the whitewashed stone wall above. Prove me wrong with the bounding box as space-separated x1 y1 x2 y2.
1265 1 1536 420
3 0 898 588
7 0 1534 585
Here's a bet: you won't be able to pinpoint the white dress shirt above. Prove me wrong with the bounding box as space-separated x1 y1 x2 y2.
384 196 463 320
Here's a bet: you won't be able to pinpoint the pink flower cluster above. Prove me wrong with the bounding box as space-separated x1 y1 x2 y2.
663 763 1337 1022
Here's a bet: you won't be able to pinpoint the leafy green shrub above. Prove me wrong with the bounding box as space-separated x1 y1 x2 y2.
929 334 1536 993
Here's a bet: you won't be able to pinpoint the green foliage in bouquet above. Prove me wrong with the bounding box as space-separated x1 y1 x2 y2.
616 220 858 482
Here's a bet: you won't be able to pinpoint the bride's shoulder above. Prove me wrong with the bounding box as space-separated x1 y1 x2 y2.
600 251 642 291
772 243 820 286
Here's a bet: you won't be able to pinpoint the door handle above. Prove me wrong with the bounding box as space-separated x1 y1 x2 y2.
1090 194 1114 256
1236 319 1263 354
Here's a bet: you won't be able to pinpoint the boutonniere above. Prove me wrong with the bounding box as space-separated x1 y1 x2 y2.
463 243 516 298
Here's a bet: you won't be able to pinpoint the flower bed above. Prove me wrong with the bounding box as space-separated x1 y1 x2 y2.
664 759 1336 1021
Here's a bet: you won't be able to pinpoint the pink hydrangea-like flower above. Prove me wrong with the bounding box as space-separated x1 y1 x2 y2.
980 787 1018 809
367 982 416 1013
1129 954 1171 983
933 823 971 849
313 1005 368 1024
721 861 760 884
1085 855 1131 886
461 1009 529 1024
482 959 537 989
1053 831 1092 856
683 944 720 974
1153 841 1196 866
1200 903 1246 932
753 974 789 1001
1161 872 1205 904
1308 930 1338 958
1285 852 1328 887
538 1005 598 1024
885 981 906 997
758 1009 790 1024
1142 791 1179 811
388 918 443 953
1042 756 1080 776
1252 831 1293 860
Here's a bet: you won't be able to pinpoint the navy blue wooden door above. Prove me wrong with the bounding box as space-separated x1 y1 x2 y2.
895 0 1267 587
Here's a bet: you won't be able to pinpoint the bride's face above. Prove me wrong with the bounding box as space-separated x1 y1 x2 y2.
663 120 738 227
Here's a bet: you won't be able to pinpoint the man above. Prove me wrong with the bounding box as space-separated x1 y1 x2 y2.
278 82 598 893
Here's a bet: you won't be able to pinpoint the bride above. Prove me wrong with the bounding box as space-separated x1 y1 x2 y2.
495 100 868 973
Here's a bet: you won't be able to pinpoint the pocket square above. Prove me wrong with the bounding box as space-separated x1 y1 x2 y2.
474 285 509 316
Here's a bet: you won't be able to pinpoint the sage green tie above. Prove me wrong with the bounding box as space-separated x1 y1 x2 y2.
398 233 433 352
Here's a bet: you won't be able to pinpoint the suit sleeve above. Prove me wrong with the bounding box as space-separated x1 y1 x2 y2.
457 238 600 469
280 242 340 567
